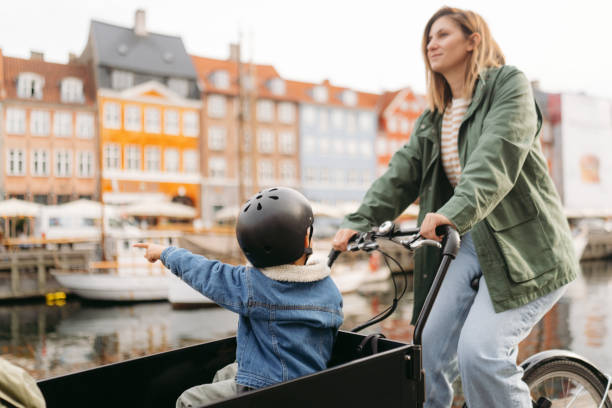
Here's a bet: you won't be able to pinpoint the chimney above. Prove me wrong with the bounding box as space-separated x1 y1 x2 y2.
30 51 44 61
229 43 241 62
134 9 147 36
68 52 77 63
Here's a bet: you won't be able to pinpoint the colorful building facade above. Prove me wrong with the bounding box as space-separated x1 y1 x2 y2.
0 50 98 204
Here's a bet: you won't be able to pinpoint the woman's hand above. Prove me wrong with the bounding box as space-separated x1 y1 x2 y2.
332 228 359 251
133 242 167 263
420 213 456 241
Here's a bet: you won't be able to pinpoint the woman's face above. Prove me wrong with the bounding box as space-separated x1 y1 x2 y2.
426 16 474 77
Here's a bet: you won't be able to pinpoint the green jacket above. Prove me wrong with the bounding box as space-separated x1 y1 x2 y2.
342 65 578 323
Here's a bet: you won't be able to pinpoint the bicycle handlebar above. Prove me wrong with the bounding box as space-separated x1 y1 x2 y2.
327 222 460 267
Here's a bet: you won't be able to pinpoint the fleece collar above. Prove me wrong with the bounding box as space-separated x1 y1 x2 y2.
259 259 330 282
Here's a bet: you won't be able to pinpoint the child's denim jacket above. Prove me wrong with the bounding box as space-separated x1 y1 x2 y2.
161 247 344 389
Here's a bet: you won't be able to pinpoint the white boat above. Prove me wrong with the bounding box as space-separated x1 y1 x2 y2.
52 230 182 301
53 270 170 301
168 274 214 308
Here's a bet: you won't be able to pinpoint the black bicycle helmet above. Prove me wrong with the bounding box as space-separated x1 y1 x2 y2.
236 187 314 268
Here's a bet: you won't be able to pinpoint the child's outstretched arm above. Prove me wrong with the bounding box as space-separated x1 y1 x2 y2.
133 242 167 263
133 242 248 314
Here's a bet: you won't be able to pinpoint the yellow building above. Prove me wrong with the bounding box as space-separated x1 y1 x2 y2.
98 82 201 211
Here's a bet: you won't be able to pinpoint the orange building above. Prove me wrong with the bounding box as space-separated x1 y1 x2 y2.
0 50 98 204
97 82 201 208
376 88 425 176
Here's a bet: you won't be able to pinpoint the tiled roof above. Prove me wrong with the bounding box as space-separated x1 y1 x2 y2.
378 90 402 113
2 55 96 105
285 79 379 110
191 55 282 98
192 54 379 109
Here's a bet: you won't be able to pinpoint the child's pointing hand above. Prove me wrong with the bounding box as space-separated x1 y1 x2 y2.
133 242 167 263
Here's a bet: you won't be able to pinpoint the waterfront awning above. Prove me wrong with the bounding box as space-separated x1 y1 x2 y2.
0 198 42 217
122 201 197 219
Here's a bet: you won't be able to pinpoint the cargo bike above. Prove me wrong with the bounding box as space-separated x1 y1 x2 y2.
38 224 612 407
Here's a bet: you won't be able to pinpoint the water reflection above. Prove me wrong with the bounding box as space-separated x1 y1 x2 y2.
0 260 610 385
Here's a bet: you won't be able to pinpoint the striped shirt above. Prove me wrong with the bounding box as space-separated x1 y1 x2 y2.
441 98 470 187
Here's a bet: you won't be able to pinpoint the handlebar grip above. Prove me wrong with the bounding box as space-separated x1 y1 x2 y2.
435 225 461 258
327 249 341 267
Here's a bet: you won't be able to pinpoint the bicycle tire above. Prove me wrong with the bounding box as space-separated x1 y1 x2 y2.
523 359 612 408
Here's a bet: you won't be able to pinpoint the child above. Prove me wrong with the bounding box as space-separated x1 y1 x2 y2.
135 187 343 407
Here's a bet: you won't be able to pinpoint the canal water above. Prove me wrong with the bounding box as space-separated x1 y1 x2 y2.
1 260 611 398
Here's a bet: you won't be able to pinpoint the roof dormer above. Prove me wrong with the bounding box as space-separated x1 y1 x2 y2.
60 77 84 103
267 78 286 96
210 70 230 89
340 89 357 107
312 85 328 103
17 72 44 99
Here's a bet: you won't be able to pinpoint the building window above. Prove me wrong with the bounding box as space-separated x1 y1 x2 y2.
319 110 329 132
7 149 26 175
208 157 226 179
258 160 274 184
331 109 344 129
30 110 50 136
164 109 179 135
268 78 286 95
387 116 398 133
375 138 387 155
280 161 295 183
313 86 328 103
305 168 317 184
359 112 374 131
208 126 226 151
33 195 49 205
31 149 50 176
207 95 226 118
164 148 179 172
183 150 198 173
145 146 161 172
347 140 357 156
77 151 94 177
54 150 72 177
76 113 94 138
53 112 73 137
257 129 275 153
125 105 141 131
319 138 330 154
347 112 357 134
304 136 315 154
256 100 274 122
303 106 316 125
400 118 410 134
333 139 345 154
60 77 84 103
144 107 161 133
278 102 295 124
168 78 189 97
182 111 199 136
5 108 26 134
279 131 295 154
111 70 134 90
103 102 121 129
103 143 121 169
210 70 230 89
17 73 44 99
125 145 141 171
360 141 372 157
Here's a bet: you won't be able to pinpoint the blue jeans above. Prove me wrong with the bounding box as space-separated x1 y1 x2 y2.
422 232 566 408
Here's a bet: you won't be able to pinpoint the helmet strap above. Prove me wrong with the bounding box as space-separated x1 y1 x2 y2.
303 226 314 264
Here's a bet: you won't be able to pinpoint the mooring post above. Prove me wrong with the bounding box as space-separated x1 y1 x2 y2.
10 252 19 295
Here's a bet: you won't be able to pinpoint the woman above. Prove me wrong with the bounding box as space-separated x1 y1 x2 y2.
332 7 578 407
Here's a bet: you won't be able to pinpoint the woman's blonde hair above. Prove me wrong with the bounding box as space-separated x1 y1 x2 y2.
422 6 505 112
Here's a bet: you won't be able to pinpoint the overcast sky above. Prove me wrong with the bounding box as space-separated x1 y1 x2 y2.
1 0 610 98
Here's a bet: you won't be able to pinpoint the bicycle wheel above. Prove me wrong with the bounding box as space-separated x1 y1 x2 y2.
523 359 612 408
